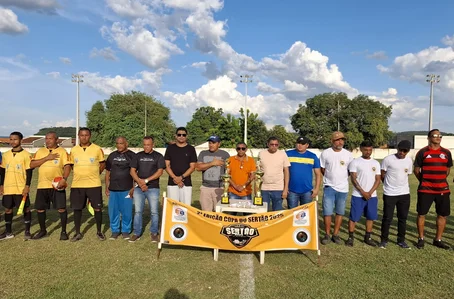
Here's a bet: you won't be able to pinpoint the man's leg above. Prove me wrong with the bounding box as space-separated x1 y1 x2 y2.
261 191 272 211
322 187 335 236
346 196 363 246
199 186 211 211
120 191 133 235
182 186 192 206
33 190 49 239
89 187 104 240
167 185 180 202
70 188 85 242
287 191 298 209
300 192 313 205
416 192 433 249
433 193 450 249
55 190 68 239
333 190 348 236
0 195 14 239
380 195 397 243
132 187 145 239
271 191 283 211
146 188 160 240
364 196 378 246
396 194 410 244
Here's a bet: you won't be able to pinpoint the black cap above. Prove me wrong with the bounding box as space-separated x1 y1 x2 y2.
296 136 310 145
397 140 411 150
207 135 221 143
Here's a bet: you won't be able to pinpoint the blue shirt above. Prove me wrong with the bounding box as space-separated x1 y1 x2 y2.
286 149 320 193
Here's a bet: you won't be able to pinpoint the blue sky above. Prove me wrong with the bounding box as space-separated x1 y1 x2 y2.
1 0 454 137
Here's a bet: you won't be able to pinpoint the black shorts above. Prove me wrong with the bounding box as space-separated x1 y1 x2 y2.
417 192 450 217
2 194 30 210
35 188 67 210
70 187 103 210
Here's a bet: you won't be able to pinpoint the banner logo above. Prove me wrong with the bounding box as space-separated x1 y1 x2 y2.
293 228 311 246
172 205 188 223
170 224 188 242
220 224 259 248
293 209 309 226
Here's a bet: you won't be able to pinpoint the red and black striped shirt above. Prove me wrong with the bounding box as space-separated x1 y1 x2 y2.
414 146 453 194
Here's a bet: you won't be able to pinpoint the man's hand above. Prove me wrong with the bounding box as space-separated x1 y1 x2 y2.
311 189 319 199
47 153 60 161
361 190 371 200
105 189 110 197
141 184 148 192
128 188 134 198
173 176 183 185
138 179 147 188
282 189 288 200
0 185 3 196
57 178 66 189
211 158 224 167
22 186 30 196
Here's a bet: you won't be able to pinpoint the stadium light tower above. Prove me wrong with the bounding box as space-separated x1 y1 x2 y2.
426 74 440 131
71 74 84 146
240 75 253 144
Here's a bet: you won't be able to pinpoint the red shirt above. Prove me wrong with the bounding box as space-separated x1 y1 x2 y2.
414 146 453 194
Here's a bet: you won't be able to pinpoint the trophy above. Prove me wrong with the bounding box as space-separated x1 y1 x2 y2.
221 159 231 204
254 157 264 206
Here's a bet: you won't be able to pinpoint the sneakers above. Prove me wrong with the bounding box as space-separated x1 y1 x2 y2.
97 232 106 241
0 231 14 241
331 235 342 245
321 234 331 245
24 231 32 241
364 237 377 247
60 231 69 241
32 230 47 240
415 238 425 249
397 241 410 249
129 235 140 242
433 239 451 250
109 233 120 240
345 237 354 247
378 241 387 249
70 233 83 242
151 233 159 243
122 233 130 240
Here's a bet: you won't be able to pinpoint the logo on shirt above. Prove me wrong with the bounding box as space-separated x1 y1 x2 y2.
404 168 408 173
340 161 345 166
54 159 58 164
139 158 154 162
426 154 432 159
90 158 95 163
440 153 446 160
75 158 79 163
372 167 376 172
16 164 21 170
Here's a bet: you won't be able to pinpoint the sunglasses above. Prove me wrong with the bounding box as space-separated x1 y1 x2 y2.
431 134 442 138
236 147 247 151
177 134 187 137
269 143 279 147
398 149 409 153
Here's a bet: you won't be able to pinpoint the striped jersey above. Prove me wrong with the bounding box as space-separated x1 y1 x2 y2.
414 146 453 194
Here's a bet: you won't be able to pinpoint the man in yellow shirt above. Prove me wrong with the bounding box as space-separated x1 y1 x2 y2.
30 132 72 240
69 128 106 242
0 132 33 240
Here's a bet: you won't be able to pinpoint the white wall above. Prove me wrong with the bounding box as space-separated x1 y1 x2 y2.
414 135 454 149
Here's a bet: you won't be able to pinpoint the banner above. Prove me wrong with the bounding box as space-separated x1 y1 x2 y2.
160 198 319 252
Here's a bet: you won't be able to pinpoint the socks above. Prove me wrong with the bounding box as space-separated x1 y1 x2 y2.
349 231 354 238
74 210 82 234
5 213 13 233
38 211 46 231
94 210 102 232
59 210 68 233
365 232 371 239
24 211 31 232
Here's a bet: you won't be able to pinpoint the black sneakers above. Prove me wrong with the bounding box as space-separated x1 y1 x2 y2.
97 232 106 241
345 237 354 247
331 235 342 245
364 237 377 247
321 234 331 245
0 231 14 240
60 231 69 241
70 233 83 242
433 239 450 250
416 238 425 249
109 233 120 240
32 230 47 240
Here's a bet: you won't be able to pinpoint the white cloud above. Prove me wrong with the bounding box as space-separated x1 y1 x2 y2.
0 56 37 81
283 80 308 93
256 82 280 94
55 119 75 127
59 57 71 65
90 47 119 61
0 0 60 14
105 0 150 18
441 35 454 46
46 71 60 79
0 8 28 35
366 50 388 60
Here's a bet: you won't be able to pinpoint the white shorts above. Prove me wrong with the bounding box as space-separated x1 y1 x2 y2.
167 185 193 206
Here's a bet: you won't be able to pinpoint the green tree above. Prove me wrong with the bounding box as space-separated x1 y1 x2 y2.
217 113 242 148
186 107 225 145
290 92 392 149
85 91 175 147
35 127 77 137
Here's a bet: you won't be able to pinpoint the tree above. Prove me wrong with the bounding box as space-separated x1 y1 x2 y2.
35 127 77 137
239 108 268 148
290 92 392 149
186 107 226 146
85 91 175 147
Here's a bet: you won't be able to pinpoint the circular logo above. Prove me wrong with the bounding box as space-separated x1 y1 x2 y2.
340 161 345 166
170 224 188 242
175 207 185 216
372 167 376 171
404 168 408 173
293 228 311 246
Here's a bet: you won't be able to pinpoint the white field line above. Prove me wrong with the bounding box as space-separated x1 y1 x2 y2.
239 254 255 299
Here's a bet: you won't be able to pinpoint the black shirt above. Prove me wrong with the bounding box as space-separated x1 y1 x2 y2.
130 151 166 189
106 150 136 191
164 144 197 186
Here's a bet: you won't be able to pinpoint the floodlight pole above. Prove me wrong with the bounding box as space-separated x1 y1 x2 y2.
240 75 253 144
71 74 84 146
426 74 440 131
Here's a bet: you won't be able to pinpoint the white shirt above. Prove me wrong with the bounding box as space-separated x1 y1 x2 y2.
320 148 353 192
381 154 413 196
349 157 381 197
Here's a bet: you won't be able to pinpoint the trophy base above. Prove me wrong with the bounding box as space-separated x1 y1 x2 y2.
221 196 230 204
254 197 263 206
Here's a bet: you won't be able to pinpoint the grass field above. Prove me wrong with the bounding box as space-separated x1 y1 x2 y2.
1 167 454 299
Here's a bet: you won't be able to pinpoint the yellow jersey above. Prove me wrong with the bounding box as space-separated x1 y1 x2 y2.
1 149 31 195
33 146 72 189
70 143 105 188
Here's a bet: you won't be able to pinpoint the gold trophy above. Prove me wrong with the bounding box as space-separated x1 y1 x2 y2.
221 159 231 204
254 157 264 206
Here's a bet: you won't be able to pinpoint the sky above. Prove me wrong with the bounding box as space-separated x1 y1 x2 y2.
1 0 454 137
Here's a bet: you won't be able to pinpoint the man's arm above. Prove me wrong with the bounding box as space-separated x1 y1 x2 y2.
165 160 183 184
367 174 381 197
320 167 325 176
196 158 224 171
23 168 33 196
30 152 60 168
182 162 196 178
380 169 387 183
413 167 421 182
0 167 5 195
350 172 370 200
99 161 106 174
105 170 111 196
312 168 322 198
282 166 289 199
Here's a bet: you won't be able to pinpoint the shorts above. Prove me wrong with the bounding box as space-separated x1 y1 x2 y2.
70 187 103 210
2 194 30 209
322 186 348 216
417 192 450 217
35 188 67 210
349 196 378 222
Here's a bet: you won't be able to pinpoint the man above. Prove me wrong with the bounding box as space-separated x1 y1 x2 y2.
345 140 381 247
30 132 72 240
320 131 353 245
105 136 136 240
69 127 106 242
286 136 322 208
228 142 256 200
259 137 290 211
129 136 165 242
414 129 452 250
378 140 413 249
195 135 230 211
164 127 197 206
0 132 32 240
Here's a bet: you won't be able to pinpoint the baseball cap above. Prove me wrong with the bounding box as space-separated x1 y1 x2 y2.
207 135 221 143
331 131 346 141
296 136 310 144
397 140 411 150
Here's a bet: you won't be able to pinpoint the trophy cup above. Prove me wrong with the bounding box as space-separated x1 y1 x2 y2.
254 157 264 206
221 159 231 204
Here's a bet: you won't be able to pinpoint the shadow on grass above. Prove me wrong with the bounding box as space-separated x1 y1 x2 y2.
163 288 189 299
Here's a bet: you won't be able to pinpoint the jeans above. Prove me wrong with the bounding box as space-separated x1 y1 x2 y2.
322 186 348 216
108 190 133 234
229 193 252 200
380 194 410 243
261 190 283 211
287 191 312 208
133 187 160 236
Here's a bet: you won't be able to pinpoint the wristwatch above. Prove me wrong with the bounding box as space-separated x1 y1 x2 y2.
144 179 149 184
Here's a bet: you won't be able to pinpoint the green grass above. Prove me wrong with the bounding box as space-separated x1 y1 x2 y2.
1 170 454 299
